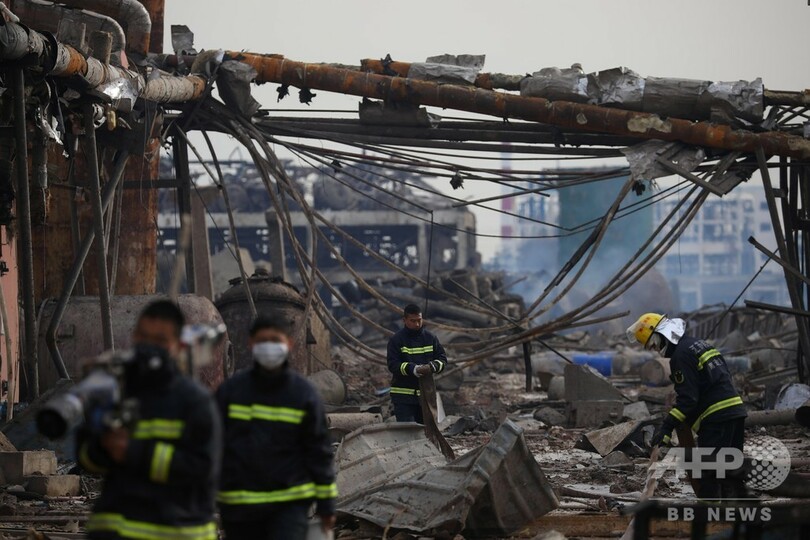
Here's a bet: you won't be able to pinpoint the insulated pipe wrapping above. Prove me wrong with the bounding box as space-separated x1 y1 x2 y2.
0 20 44 58
55 0 151 55
0 22 205 104
360 58 525 91
231 52 810 160
142 72 206 102
12 0 126 57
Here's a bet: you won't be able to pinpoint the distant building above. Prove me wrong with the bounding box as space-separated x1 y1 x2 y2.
496 169 654 281
497 172 788 312
654 183 788 311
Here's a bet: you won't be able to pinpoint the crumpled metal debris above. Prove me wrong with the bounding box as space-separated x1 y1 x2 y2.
408 54 485 85
93 71 143 113
171 24 196 56
190 48 225 77
520 64 764 123
217 60 261 117
589 67 645 109
621 141 706 182
706 78 764 123
521 65 590 103
338 420 558 537
335 423 447 502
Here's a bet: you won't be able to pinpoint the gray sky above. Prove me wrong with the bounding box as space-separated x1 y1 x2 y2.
163 0 810 261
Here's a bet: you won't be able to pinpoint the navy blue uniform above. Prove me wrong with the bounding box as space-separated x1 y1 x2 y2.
661 336 746 435
661 335 747 499
216 365 336 539
78 365 221 540
386 327 447 422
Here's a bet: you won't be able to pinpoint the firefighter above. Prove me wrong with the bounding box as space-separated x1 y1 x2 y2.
78 300 222 540
386 304 448 423
626 313 748 499
216 312 336 540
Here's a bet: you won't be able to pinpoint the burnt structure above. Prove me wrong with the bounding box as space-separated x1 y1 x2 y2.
0 0 810 408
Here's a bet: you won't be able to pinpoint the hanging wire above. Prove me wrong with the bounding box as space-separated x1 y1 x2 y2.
424 211 435 317
181 97 712 362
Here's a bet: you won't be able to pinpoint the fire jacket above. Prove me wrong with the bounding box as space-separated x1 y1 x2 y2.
215 364 337 521
386 327 448 405
78 365 222 540
660 335 747 441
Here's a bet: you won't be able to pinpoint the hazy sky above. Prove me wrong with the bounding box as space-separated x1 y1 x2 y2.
162 0 810 261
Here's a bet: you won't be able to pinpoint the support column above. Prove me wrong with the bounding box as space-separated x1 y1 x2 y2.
83 103 114 351
12 68 38 399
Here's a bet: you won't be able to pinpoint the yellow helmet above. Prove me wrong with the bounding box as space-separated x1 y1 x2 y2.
626 313 665 346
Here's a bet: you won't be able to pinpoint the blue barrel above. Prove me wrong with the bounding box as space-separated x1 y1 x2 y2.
572 352 613 377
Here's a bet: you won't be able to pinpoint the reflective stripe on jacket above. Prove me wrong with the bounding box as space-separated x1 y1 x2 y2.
215 365 337 521
663 336 747 434
77 369 221 536
386 327 448 404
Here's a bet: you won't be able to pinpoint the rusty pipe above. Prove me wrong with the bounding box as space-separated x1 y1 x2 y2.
365 59 781 118
56 0 150 56
230 53 810 160
12 68 40 399
52 44 206 103
764 89 810 107
0 22 204 104
360 58 525 91
12 0 126 56
46 150 129 379
51 44 205 100
137 0 164 54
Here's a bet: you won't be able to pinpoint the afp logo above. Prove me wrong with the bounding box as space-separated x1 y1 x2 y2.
653 435 790 491
743 435 791 490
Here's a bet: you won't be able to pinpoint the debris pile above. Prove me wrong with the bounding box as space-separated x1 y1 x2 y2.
323 306 810 538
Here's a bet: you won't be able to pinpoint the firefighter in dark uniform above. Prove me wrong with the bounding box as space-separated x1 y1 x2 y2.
627 313 747 500
386 304 448 423
78 300 222 540
216 312 337 540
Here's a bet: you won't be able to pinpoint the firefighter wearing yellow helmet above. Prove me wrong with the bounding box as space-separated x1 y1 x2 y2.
626 313 747 500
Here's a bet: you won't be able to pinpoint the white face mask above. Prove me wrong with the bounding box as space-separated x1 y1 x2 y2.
646 332 668 357
252 342 289 370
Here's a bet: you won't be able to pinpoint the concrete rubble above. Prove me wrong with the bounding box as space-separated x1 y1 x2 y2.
322 306 810 538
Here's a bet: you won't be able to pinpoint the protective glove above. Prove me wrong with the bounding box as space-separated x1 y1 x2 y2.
414 364 432 377
429 360 443 373
649 423 672 448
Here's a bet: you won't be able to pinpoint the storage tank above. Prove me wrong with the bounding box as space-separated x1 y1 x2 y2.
215 269 331 375
37 294 231 392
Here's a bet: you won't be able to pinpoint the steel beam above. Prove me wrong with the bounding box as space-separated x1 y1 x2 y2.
758 149 810 381
83 103 114 351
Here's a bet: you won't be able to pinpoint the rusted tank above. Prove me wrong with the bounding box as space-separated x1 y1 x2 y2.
215 269 331 375
36 294 230 392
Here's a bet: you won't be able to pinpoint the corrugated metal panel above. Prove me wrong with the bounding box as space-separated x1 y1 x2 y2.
338 420 558 536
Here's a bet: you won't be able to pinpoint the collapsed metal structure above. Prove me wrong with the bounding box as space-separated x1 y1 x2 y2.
1 0 810 412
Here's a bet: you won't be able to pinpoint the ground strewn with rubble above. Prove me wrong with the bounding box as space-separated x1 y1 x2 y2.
2 316 810 540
